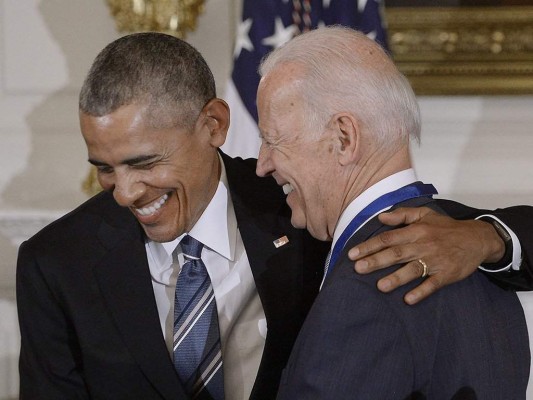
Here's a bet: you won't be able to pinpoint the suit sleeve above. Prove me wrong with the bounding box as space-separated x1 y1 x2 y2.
17 240 90 399
435 200 533 291
277 275 416 400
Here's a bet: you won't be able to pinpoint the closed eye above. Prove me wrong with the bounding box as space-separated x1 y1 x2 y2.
132 161 156 170
260 136 275 148
124 155 161 169
88 159 113 174
96 165 114 174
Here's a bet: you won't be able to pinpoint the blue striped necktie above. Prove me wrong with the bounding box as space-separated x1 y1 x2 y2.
173 235 224 400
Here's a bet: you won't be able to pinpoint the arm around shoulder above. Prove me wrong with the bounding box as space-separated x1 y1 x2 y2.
438 201 533 290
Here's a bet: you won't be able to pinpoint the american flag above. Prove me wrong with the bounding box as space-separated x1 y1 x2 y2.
221 0 388 159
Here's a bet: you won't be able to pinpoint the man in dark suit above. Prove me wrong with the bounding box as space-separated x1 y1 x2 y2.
16 32 329 400
17 157 328 400
17 32 531 400
256 26 530 399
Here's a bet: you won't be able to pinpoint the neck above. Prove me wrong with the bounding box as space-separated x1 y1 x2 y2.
327 145 412 238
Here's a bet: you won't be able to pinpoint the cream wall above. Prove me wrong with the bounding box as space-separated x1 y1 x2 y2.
0 1 531 399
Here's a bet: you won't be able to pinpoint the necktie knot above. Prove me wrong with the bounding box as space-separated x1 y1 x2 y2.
181 235 203 260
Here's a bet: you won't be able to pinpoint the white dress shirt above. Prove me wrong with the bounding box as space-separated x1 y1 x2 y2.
145 158 266 400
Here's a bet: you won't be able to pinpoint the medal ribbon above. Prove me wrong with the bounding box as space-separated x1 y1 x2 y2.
325 182 438 279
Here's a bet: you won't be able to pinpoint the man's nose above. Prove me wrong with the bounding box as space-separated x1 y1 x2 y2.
256 145 274 177
112 171 146 207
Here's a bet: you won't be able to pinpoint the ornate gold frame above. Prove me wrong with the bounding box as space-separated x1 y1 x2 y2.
106 0 205 39
386 6 533 95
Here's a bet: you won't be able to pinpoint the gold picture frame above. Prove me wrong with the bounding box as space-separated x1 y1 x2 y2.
106 0 205 39
385 6 533 95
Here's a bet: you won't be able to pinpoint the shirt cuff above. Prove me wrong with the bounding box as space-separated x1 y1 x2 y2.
476 214 522 272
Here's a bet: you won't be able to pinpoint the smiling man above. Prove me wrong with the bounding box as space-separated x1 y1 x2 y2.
16 31 533 400
16 33 330 400
80 100 223 243
255 26 530 399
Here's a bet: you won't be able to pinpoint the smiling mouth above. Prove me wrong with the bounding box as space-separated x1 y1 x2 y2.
282 183 294 195
134 193 169 216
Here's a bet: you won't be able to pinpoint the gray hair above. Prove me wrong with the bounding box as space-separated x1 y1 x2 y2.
79 32 216 129
259 26 420 149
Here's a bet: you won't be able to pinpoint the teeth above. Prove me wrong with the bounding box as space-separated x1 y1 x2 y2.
136 194 168 216
282 183 294 195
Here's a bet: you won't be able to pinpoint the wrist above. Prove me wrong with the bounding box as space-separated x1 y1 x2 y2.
478 217 512 271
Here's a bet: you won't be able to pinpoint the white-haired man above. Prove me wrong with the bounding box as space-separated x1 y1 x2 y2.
256 26 530 399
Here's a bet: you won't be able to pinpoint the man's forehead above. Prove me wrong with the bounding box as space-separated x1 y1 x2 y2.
80 103 147 125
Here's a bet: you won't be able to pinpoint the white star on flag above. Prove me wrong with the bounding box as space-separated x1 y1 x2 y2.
262 17 298 49
234 18 254 58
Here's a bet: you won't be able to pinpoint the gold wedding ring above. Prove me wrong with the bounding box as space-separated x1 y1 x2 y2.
419 259 429 278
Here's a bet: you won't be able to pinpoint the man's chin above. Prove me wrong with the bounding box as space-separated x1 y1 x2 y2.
290 215 306 230
141 224 180 243
290 217 328 241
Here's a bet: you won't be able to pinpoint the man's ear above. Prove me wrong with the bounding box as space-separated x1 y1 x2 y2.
330 113 359 166
200 98 230 148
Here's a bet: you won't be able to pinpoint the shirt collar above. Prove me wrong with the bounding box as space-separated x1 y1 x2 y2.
332 168 417 250
147 154 237 265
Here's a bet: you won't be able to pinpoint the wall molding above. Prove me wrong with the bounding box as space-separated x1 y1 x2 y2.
0 210 67 247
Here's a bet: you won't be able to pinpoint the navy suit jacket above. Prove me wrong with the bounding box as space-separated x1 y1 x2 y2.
16 153 328 400
277 197 531 400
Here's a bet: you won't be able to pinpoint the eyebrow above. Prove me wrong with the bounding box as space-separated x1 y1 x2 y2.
88 154 159 167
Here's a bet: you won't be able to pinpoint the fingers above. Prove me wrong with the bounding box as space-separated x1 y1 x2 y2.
403 277 443 305
376 261 444 305
375 260 426 292
349 207 438 262
349 225 414 263
353 240 423 274
378 206 437 226
349 207 487 305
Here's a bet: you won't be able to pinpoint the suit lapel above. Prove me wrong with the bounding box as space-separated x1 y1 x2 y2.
232 192 299 279
221 152 304 299
92 203 186 399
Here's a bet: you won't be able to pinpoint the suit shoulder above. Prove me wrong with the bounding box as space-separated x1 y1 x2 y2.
23 191 132 249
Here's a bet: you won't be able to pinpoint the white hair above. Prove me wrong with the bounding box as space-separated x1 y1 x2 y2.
259 26 420 150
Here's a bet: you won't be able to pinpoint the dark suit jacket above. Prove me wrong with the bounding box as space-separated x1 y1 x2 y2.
16 153 328 400
277 197 531 400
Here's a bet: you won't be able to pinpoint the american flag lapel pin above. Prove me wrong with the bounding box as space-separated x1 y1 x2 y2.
273 235 289 248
